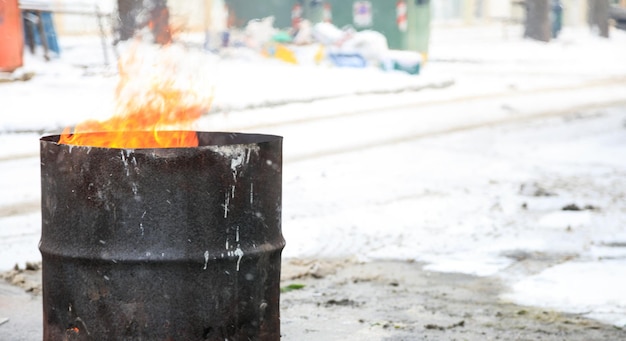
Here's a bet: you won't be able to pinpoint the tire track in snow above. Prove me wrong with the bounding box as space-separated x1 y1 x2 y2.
286 98 626 163
236 76 626 133
278 78 626 163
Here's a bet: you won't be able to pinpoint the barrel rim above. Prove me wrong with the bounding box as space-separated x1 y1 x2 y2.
40 131 283 150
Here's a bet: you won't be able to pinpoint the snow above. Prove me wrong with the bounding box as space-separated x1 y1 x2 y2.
2 23 626 327
503 260 626 327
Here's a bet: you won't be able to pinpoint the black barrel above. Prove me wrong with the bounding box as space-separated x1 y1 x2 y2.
40 131 284 340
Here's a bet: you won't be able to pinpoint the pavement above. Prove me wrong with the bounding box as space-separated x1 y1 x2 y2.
3 260 626 340
0 267 41 341
0 22 624 341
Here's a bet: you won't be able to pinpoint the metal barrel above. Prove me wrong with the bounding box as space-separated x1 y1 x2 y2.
40 132 284 340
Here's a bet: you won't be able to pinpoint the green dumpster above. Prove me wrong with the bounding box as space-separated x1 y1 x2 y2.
224 0 431 56
224 0 331 29
225 0 294 29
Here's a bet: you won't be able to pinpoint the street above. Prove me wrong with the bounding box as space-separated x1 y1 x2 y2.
2 23 626 339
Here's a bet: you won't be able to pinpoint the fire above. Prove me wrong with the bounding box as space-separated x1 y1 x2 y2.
59 44 213 149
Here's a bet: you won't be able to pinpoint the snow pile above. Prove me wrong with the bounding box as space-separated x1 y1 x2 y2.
0 34 448 134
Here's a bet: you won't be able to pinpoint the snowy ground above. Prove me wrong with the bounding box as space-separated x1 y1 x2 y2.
1 23 626 331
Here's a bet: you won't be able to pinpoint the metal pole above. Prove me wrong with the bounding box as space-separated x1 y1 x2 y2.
95 5 110 66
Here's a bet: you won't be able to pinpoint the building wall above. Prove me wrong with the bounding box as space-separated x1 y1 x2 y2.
562 0 587 27
168 0 212 31
431 0 463 22
49 0 599 36
430 0 588 26
50 0 212 36
50 0 116 35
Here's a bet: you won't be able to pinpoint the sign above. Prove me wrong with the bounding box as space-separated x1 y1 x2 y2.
291 3 303 29
353 1 372 27
396 0 407 32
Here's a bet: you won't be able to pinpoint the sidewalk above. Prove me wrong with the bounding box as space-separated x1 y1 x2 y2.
2 260 626 340
0 275 41 340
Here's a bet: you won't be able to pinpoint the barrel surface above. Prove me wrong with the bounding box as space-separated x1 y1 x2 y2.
40 132 284 340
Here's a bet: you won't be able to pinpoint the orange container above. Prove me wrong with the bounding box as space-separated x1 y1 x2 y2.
0 0 24 72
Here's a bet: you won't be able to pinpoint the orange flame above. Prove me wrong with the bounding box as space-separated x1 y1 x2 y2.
59 44 213 149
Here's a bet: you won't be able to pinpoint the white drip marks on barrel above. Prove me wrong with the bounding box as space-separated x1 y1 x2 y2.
224 226 244 271
66 145 88 154
233 226 244 271
121 150 142 202
231 154 244 181
222 193 230 218
207 145 259 175
233 247 244 272
203 250 209 270
120 149 139 175
209 145 260 218
120 150 131 177
139 210 146 236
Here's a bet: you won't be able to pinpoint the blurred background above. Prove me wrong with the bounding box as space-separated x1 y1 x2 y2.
2 0 626 338
3 1 626 70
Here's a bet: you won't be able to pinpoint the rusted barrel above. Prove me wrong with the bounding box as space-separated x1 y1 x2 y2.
40 132 284 340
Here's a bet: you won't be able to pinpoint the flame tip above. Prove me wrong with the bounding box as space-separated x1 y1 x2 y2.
60 45 210 148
